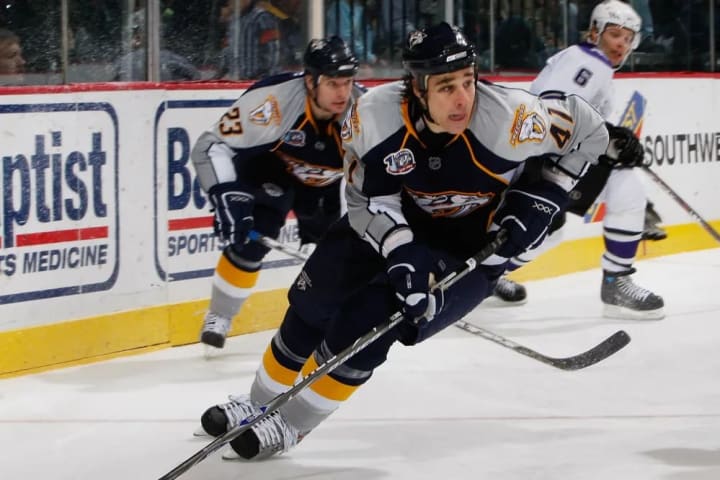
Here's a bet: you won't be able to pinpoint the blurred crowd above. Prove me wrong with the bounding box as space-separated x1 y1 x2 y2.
0 0 718 85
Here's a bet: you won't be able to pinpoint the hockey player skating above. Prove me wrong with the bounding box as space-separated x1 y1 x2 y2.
194 22 610 461
191 36 363 349
493 0 665 320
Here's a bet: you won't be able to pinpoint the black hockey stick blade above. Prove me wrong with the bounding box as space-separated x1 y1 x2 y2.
455 320 631 371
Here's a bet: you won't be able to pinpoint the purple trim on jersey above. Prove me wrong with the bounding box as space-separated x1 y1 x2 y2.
577 42 612 67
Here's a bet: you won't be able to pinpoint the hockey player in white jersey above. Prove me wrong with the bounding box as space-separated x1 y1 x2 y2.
191 36 363 349
494 0 665 319
193 22 609 461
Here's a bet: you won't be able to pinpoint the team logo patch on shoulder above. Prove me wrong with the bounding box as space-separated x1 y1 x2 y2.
383 148 416 175
341 103 360 142
250 95 281 126
283 129 306 147
510 104 547 146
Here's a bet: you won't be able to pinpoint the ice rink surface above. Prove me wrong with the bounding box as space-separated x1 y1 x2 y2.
2 247 719 480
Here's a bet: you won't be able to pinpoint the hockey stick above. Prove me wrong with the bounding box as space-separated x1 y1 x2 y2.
247 231 310 261
255 229 631 370
619 91 720 243
455 320 630 370
158 232 507 480
641 166 720 242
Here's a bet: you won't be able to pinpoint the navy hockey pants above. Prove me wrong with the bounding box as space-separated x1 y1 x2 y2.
280 216 499 379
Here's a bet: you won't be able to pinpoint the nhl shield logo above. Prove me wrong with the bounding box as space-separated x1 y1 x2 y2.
383 148 416 175
428 156 442 170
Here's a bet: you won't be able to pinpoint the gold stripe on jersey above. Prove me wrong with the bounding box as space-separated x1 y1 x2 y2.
302 354 359 401
216 255 260 288
400 99 427 148
262 345 299 386
304 96 319 133
400 98 466 150
460 133 510 185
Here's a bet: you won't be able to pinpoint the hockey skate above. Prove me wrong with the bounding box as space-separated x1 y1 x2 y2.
601 269 664 320
492 276 527 305
195 394 263 437
223 409 301 461
199 312 232 349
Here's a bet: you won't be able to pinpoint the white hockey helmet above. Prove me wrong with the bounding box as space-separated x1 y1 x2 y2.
589 0 642 50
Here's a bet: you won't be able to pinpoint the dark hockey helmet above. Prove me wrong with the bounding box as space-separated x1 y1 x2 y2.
304 36 359 79
402 22 476 91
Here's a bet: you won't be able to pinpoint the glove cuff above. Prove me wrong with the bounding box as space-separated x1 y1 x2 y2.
207 182 253 206
381 226 414 259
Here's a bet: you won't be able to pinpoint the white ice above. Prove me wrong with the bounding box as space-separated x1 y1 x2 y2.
1 248 719 480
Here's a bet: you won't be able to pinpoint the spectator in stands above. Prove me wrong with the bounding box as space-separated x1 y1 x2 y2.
326 0 377 64
378 0 416 54
265 0 303 70
0 28 25 83
494 14 547 70
112 8 200 81
219 0 280 79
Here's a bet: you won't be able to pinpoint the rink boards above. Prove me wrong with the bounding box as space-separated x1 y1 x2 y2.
0 75 719 377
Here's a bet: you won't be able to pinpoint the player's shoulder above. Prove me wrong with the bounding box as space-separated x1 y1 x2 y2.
236 73 306 125
476 79 540 113
342 81 404 147
470 81 552 160
567 43 613 72
354 82 404 132
356 81 404 111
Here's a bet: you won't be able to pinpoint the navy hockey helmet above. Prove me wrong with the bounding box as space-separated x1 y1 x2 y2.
402 22 476 91
304 36 359 80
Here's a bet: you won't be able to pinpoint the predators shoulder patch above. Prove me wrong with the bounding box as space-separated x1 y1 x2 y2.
341 102 361 142
509 104 547 146
249 95 282 126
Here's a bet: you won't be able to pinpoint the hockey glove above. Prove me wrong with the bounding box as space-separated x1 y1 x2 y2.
386 243 444 323
207 182 255 245
605 124 645 168
492 179 568 259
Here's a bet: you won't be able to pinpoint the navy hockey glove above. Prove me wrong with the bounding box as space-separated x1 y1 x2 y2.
605 124 645 168
493 179 568 258
207 182 254 245
386 243 444 323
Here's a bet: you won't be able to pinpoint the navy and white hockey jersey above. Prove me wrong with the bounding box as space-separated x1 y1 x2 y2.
192 73 365 193
341 80 609 257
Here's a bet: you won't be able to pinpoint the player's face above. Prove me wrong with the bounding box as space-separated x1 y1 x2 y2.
0 40 25 75
311 75 355 118
422 66 476 134
597 24 635 67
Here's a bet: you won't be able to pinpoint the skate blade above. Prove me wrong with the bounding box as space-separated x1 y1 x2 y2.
483 296 528 307
221 446 244 461
603 304 665 320
193 426 211 437
202 344 223 359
